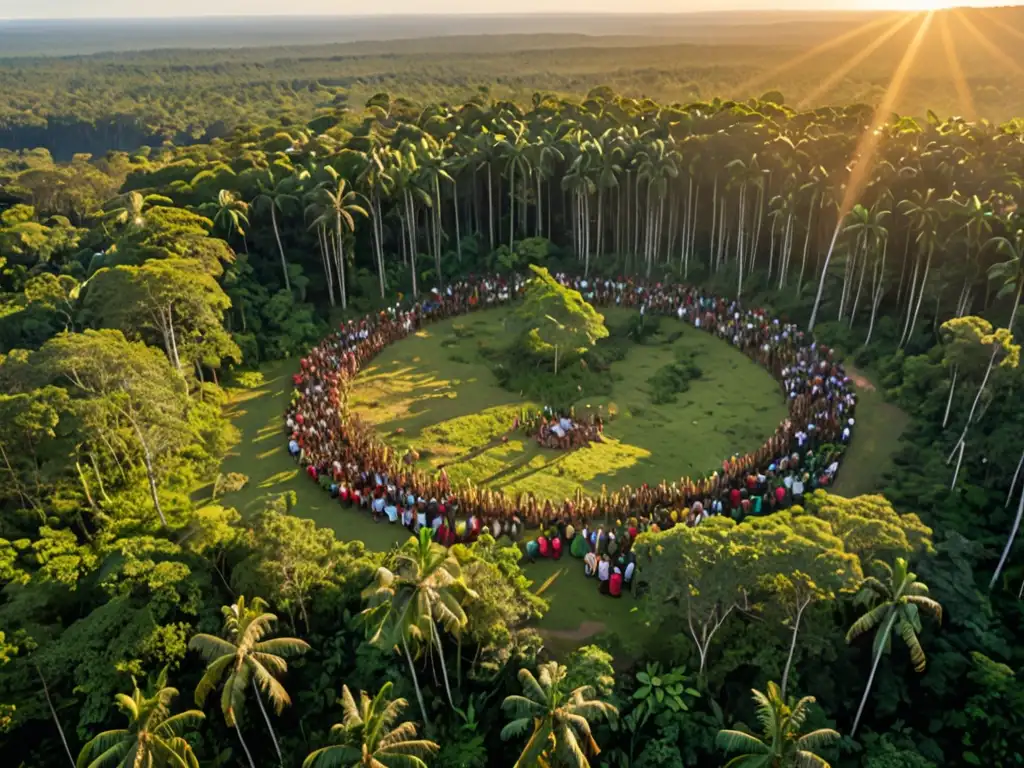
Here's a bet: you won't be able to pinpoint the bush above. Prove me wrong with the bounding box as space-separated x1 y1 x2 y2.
648 354 703 405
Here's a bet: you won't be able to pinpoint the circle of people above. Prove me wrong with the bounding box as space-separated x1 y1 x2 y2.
286 273 857 591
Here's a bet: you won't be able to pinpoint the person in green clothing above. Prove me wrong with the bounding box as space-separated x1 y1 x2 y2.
752 493 764 516
525 539 540 562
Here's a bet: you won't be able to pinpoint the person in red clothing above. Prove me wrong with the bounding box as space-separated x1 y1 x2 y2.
551 536 563 560
729 487 741 510
774 484 787 506
609 567 623 597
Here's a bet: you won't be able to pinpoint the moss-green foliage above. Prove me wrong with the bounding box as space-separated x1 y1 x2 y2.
649 352 703 405
510 265 609 365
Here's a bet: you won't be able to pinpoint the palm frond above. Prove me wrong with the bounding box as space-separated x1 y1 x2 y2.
846 603 892 643
898 618 928 672
796 727 840 751
254 636 311 658
716 729 771 754
188 634 237 661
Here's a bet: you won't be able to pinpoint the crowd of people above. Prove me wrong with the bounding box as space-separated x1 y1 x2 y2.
285 272 857 562
517 406 605 450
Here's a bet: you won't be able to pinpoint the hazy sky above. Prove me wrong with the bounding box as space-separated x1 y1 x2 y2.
0 0 1008 21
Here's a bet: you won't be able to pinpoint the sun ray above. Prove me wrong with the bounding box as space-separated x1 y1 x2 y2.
938 12 977 121
954 9 1024 77
732 13 901 98
796 14 916 109
835 12 935 223
978 7 1024 44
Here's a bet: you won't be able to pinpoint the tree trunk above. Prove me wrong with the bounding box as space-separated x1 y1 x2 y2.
508 166 515 250
133 422 167 528
781 599 809 699
270 205 290 294
36 663 75 768
234 719 258 768
1008 449 1024 508
900 250 922 347
403 635 430 729
453 179 463 262
850 611 897 737
798 194 815 295
809 222 843 331
942 367 958 429
335 213 348 311
905 246 933 346
487 165 495 250
431 622 456 709
991 478 1024 589
252 677 283 765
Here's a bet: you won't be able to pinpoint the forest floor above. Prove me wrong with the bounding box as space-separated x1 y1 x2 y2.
217 308 898 653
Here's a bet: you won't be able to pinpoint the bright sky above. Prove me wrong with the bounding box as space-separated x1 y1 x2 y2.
0 0 1008 21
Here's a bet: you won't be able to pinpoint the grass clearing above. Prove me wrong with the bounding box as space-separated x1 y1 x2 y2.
216 310 901 653
350 307 788 499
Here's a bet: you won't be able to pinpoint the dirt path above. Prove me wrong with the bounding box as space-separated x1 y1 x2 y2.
537 621 608 643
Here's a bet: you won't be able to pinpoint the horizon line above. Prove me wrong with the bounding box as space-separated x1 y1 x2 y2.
0 8 969 24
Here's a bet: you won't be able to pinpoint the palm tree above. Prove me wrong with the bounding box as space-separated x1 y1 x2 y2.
897 187 944 347
715 681 839 768
948 226 1024 490
501 661 618 768
76 667 204 768
845 558 942 737
307 173 368 310
252 172 300 294
104 191 172 230
361 528 477 727
189 595 311 768
302 682 439 768
200 189 250 244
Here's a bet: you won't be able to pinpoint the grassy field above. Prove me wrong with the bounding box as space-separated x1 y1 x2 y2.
217 354 644 644
350 306 787 500
216 308 902 649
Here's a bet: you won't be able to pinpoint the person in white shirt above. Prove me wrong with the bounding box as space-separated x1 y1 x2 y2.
597 556 611 583
385 503 399 523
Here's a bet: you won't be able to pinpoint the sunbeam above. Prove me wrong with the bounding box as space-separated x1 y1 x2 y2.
796 14 916 109
955 8 1024 76
732 13 899 97
939 12 977 121
809 11 935 330
837 12 934 227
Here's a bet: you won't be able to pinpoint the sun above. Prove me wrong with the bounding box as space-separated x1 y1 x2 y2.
895 0 958 8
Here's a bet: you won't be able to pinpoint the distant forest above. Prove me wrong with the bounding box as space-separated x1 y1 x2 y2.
3 7 1024 160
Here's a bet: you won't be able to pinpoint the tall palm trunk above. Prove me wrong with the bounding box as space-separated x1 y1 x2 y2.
36 663 75 768
453 179 462 262
402 635 430 729
252 678 283 765
234 719 257 768
269 205 291 294
431 622 456 709
335 212 348 311
798 193 815 295
809 221 843 331
866 237 888 346
508 165 516 250
535 173 543 238
850 611 897 737
487 165 495 250
905 245 934 346
991 483 1024 590
781 600 809 699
